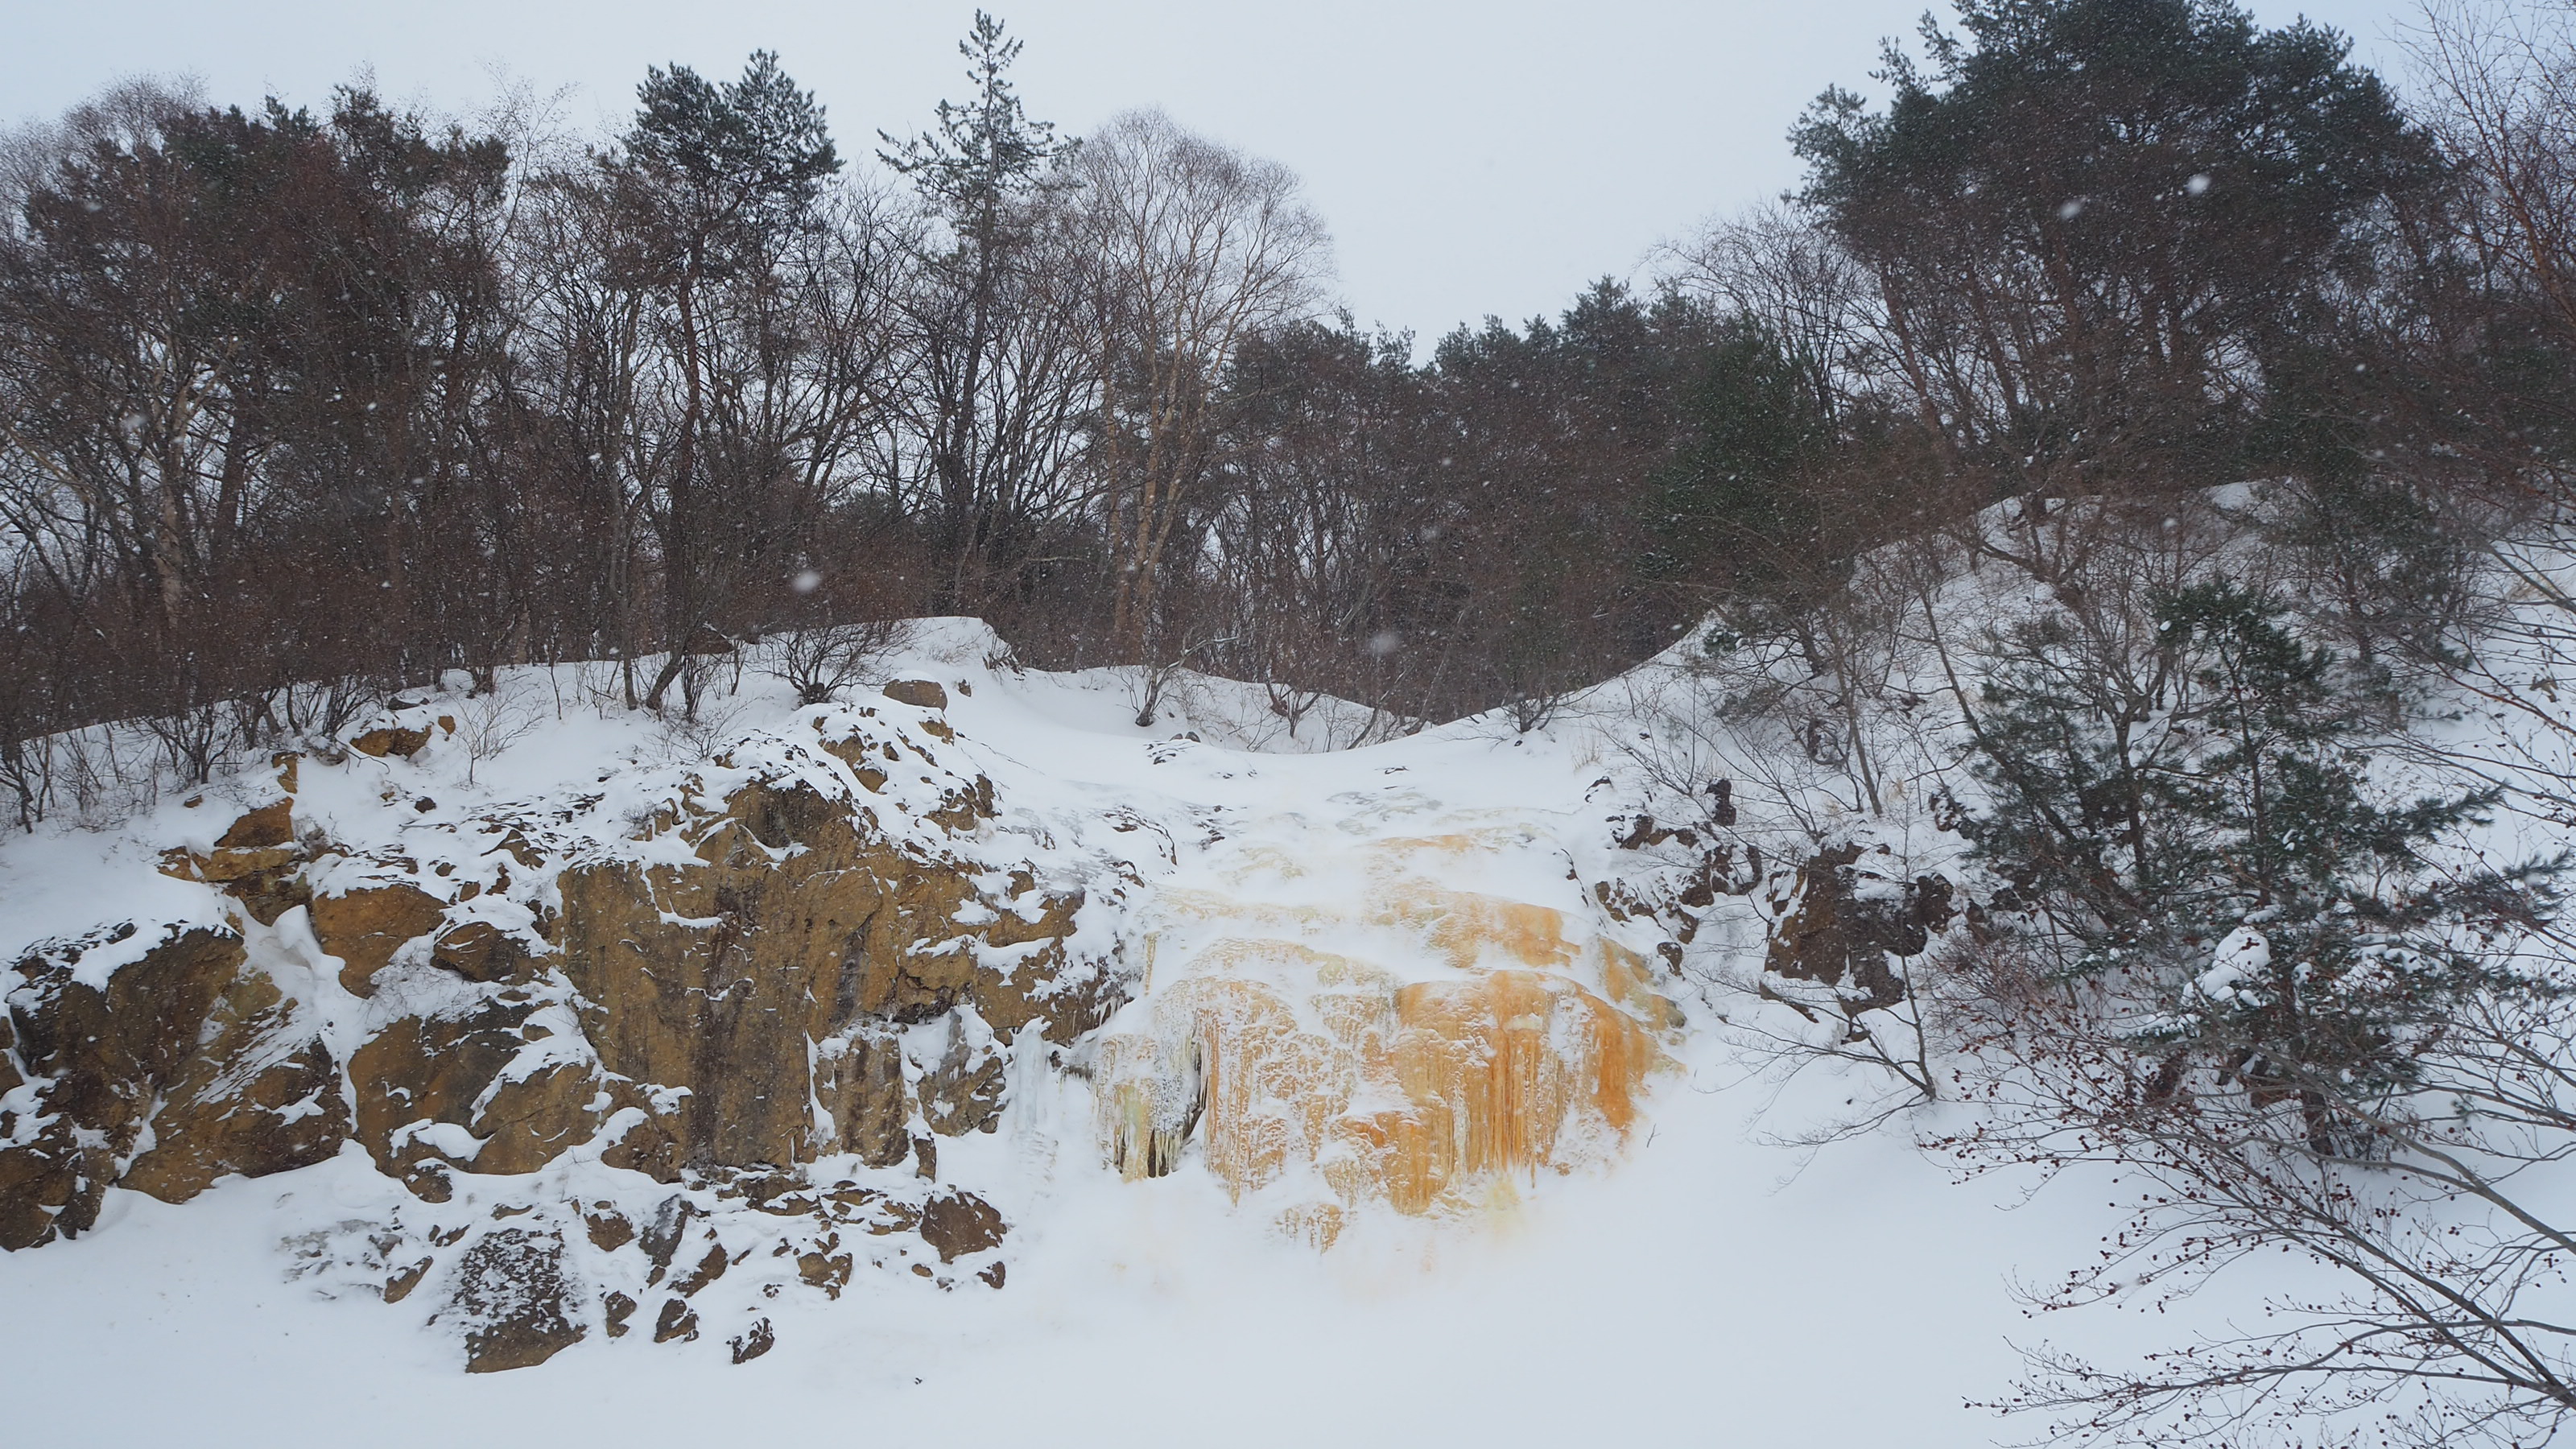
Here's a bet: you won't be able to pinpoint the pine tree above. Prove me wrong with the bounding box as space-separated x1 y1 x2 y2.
1966 580 2558 1150
1793 0 2439 494
877 12 1081 616
879 10 1071 244
621 51 839 283
603 52 843 710
1648 320 1832 604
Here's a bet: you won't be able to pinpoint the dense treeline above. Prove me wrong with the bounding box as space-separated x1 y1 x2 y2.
3 0 2574 808
0 16 1732 806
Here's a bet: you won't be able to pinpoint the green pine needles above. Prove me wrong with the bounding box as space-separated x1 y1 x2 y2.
1965 580 2562 1146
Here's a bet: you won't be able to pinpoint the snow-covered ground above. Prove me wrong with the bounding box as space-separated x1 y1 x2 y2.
0 1070 2159 1447
0 605 2397 1446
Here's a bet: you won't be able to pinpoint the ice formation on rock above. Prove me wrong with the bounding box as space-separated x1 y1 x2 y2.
1096 818 1682 1241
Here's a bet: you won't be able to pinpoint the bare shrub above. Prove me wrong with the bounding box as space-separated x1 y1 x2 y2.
455 679 547 784
764 621 902 705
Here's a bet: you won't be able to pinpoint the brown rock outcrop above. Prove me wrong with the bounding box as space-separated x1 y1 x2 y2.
917 1014 1009 1136
4 704 1097 1360
1764 843 1955 1016
0 927 250 1248
814 1026 910 1167
442 1227 585 1372
349 995 618 1197
118 966 348 1203
311 883 447 996
553 766 1099 1173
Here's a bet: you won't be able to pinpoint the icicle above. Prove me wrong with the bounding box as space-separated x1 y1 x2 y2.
1094 835 1679 1235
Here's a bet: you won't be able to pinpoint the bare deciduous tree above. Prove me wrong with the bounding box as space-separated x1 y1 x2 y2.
1073 108 1330 664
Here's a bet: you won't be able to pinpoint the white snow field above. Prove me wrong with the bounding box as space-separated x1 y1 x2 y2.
0 595 2465 1447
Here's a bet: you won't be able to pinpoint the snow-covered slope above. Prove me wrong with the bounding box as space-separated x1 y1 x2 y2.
0 584 2421 1446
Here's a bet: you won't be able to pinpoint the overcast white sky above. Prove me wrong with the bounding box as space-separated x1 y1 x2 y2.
6 0 2421 345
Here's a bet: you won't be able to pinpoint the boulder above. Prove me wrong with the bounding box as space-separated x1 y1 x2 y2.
1764 843 1955 1015
311 883 447 996
918 1188 1006 1263
350 725 431 759
443 1228 585 1373
881 679 947 710
429 920 530 985
730 1319 775 1364
652 1298 699 1344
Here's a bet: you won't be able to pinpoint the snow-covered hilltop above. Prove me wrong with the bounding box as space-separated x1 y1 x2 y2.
0 620 1781 1381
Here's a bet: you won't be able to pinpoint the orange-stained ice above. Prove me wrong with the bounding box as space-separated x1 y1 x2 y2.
1098 830 1678 1234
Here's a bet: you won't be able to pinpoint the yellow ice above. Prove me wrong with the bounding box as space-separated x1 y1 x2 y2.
1097 829 1680 1243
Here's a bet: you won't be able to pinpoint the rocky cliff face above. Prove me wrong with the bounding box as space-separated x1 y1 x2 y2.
1 681 1130 1368
0 653 1811 1373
